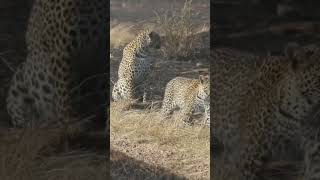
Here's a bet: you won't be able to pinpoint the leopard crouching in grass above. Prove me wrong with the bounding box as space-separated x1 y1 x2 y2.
161 75 210 126
212 43 320 180
6 0 108 129
112 29 161 103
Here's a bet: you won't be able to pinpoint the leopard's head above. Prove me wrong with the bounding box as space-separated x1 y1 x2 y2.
199 74 210 100
147 31 161 49
280 42 320 122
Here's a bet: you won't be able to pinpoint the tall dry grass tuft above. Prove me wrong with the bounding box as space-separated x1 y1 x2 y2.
155 0 197 60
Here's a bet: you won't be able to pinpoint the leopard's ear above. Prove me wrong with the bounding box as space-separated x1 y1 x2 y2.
285 42 300 59
148 31 157 38
148 31 161 48
148 31 159 40
284 42 302 69
199 74 209 84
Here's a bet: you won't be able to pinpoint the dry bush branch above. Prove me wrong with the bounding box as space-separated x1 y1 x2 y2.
154 0 199 60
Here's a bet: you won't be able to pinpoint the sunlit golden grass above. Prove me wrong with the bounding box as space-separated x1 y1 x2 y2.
110 101 210 179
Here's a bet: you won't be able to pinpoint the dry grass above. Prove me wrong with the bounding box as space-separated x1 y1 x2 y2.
110 101 210 179
0 127 107 180
155 0 200 60
110 22 136 49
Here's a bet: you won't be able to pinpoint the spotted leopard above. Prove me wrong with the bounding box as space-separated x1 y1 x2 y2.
161 75 210 126
212 43 320 180
6 0 108 128
112 29 161 103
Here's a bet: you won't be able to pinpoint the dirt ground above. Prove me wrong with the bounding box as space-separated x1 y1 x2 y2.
110 0 210 179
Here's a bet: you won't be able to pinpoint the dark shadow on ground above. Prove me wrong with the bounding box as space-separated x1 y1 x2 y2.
111 149 187 180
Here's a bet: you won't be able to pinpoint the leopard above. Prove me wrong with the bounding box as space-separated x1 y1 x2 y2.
6 0 108 128
112 29 161 103
212 43 320 180
161 75 210 126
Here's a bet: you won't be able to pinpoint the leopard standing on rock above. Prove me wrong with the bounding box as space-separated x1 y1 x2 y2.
212 43 320 180
112 29 161 103
6 0 108 128
161 75 210 126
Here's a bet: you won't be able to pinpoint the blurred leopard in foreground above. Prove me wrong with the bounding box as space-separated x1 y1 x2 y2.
6 0 108 128
161 75 210 126
212 43 320 180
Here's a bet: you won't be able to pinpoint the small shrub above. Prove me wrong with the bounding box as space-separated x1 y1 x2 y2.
155 0 197 60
